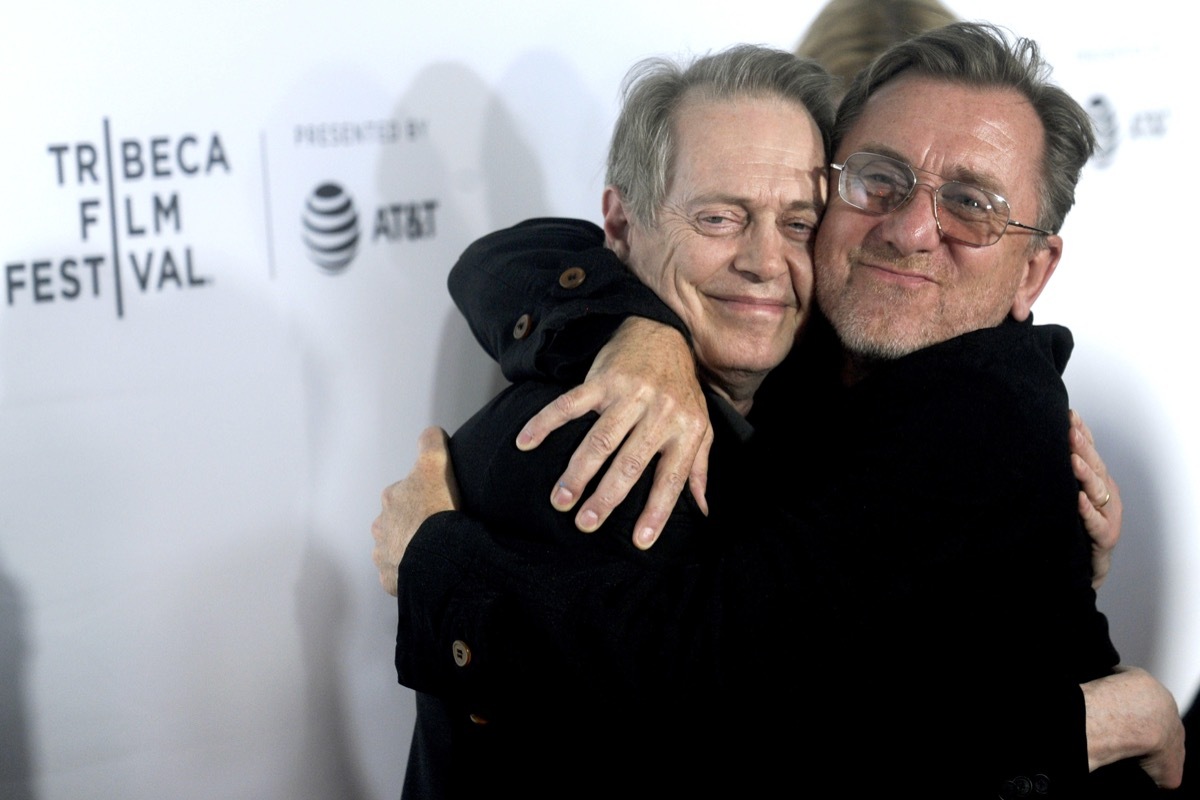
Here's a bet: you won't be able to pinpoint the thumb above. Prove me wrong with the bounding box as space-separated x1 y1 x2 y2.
416 426 460 509
417 425 450 457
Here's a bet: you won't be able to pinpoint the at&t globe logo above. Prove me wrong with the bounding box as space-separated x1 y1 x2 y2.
302 182 359 273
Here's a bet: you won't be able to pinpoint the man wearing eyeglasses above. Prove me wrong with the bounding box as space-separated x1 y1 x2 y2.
374 22 1186 797
821 149 1056 363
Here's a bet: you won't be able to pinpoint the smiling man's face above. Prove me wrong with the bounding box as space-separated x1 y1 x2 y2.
606 91 826 407
814 72 1061 361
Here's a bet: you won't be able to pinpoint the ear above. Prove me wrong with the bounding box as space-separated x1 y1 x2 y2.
602 186 633 262
1010 234 1062 321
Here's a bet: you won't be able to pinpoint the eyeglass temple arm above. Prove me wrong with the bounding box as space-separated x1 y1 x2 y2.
1007 219 1056 236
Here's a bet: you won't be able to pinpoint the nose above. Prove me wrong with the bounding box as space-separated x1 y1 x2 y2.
877 181 942 253
735 221 790 283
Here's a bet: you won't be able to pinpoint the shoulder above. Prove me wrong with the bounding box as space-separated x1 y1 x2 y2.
838 319 1076 474
450 380 585 475
867 318 1072 405
954 317 1073 376
456 217 605 271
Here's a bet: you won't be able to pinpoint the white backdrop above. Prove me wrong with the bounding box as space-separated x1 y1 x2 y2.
0 2 1193 797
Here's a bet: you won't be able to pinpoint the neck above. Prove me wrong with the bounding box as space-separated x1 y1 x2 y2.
839 350 882 386
701 367 764 416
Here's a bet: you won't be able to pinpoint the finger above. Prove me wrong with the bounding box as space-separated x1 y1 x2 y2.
1069 419 1119 527
628 473 686 550
1074 456 1119 546
417 424 449 455
371 513 399 596
1077 488 1113 552
1071 452 1109 510
585 415 711 546
629 443 704 550
1071 408 1096 447
517 384 606 451
416 426 453 476
548 403 645 513
571 429 661 532
413 426 462 510
376 555 398 595
1070 411 1114 490
371 509 387 547
1069 408 1091 445
1076 487 1103 532
686 424 714 517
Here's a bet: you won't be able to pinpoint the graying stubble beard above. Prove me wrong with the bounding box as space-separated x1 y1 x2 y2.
818 248 937 363
831 307 928 362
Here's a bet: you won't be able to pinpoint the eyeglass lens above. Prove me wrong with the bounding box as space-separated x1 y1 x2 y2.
838 152 1010 246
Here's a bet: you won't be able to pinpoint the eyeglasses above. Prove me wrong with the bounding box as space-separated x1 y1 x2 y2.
830 152 1055 247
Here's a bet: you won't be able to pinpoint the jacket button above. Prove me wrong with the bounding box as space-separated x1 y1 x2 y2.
469 713 489 725
558 266 586 289
512 313 532 340
1000 775 1035 799
452 639 472 667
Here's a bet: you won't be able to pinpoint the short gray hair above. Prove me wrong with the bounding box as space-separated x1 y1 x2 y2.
833 21 1095 237
605 44 835 227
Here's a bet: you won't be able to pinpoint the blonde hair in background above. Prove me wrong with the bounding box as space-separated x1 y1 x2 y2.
795 0 958 97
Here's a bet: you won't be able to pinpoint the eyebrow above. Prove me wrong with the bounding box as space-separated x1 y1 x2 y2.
853 144 1007 195
687 193 825 216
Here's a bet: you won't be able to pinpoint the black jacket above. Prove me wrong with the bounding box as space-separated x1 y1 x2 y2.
395 218 1154 798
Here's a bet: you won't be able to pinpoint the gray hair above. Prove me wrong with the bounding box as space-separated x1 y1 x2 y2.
605 44 835 227
833 21 1095 237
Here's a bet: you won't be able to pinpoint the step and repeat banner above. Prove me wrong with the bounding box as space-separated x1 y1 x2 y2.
1 2 1193 797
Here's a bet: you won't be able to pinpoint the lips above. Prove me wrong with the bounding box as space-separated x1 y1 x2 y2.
854 258 936 286
709 296 798 319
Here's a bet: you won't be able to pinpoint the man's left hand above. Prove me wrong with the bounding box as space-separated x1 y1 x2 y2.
1069 410 1122 590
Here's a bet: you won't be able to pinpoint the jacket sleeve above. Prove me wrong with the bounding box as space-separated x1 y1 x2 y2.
393 383 786 720
448 217 688 382
394 498 821 712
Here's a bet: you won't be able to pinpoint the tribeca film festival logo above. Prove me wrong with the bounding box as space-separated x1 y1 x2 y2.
4 119 227 318
294 117 440 274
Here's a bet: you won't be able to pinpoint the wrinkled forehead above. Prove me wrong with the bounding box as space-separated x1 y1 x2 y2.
669 93 828 185
838 74 1045 203
673 90 826 152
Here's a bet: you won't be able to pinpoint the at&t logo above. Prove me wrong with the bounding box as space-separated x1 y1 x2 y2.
302 182 359 273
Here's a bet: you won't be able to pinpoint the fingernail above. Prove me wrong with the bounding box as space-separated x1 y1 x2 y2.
516 429 534 449
577 509 599 531
636 527 656 548
552 485 574 509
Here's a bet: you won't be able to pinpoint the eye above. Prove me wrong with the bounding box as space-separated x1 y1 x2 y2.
692 210 745 234
848 157 911 210
939 183 999 221
783 216 818 240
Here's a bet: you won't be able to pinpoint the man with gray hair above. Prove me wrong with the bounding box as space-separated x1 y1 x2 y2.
378 24 1185 798
397 43 836 798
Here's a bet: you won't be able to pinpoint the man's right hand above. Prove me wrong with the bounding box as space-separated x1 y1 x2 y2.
514 316 713 550
1083 666 1185 788
371 426 460 596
